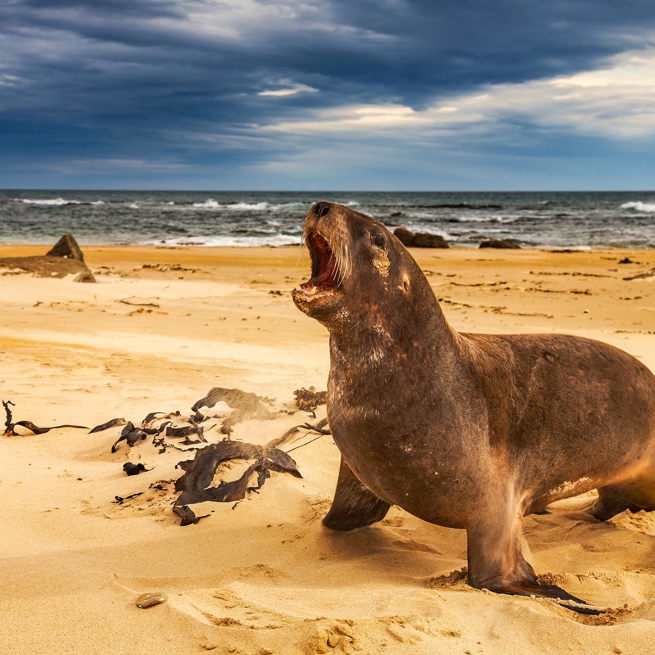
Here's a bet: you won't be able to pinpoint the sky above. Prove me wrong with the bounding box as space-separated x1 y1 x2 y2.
1 0 655 190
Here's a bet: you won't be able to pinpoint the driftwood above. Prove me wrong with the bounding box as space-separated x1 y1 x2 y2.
2 400 87 436
173 439 302 525
0 233 95 282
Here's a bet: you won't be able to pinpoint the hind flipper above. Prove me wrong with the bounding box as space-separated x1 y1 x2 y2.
323 456 390 530
588 483 655 521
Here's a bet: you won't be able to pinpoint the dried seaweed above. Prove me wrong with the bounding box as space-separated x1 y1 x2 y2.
143 411 166 424
89 417 127 433
305 417 330 434
118 299 161 308
191 387 277 434
2 400 87 436
266 417 331 450
173 504 209 525
173 439 302 525
41 386 319 523
623 267 655 281
166 424 202 439
93 412 181 452
111 422 148 452
285 419 332 454
190 410 205 423
293 387 327 413
142 422 170 436
123 462 151 476
113 492 144 504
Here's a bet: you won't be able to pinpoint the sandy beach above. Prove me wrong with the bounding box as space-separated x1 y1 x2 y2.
1 243 654 655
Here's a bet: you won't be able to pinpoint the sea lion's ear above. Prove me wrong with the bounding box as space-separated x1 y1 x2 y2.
401 274 411 294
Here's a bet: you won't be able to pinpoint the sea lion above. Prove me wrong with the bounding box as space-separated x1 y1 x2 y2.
292 201 655 611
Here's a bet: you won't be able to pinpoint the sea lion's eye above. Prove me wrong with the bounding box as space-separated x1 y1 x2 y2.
372 233 385 248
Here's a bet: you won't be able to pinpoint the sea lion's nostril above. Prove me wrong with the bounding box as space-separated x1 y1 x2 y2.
314 202 331 219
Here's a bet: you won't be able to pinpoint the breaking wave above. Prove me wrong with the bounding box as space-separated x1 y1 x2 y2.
621 201 655 213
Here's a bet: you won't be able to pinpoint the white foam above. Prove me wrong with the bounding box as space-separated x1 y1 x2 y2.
621 201 655 213
19 198 104 206
190 200 271 211
226 202 269 211
20 198 69 206
146 234 301 247
192 199 221 209
454 214 518 223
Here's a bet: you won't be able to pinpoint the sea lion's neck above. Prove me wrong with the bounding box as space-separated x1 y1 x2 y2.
327 276 463 379
326 281 476 466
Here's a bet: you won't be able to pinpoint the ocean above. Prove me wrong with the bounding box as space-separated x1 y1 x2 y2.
1 190 654 249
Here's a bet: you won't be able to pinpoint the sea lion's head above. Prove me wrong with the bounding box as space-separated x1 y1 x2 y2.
292 201 432 330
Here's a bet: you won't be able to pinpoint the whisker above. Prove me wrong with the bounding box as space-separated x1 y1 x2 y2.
336 233 351 284
328 253 340 282
293 227 309 281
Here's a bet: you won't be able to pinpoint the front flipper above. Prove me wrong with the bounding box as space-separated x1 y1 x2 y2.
323 456 391 530
466 514 603 615
481 575 603 615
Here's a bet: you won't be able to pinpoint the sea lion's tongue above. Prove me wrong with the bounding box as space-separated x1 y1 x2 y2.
301 232 339 293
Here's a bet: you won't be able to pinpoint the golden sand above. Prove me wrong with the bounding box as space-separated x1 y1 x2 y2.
1 244 654 654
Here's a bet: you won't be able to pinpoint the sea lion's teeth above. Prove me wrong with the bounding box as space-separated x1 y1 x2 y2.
308 286 318 296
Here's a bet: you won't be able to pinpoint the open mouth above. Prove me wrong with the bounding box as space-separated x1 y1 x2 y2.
299 231 341 297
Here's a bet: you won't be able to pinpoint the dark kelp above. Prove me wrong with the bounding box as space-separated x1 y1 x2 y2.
191 387 277 435
89 417 127 433
2 400 87 436
111 422 148 452
123 462 151 476
78 387 316 524
293 387 327 413
173 439 302 525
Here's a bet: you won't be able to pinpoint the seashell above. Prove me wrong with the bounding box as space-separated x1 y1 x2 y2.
136 591 167 609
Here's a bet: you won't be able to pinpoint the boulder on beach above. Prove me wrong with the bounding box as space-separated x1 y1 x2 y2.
393 227 449 248
0 233 96 282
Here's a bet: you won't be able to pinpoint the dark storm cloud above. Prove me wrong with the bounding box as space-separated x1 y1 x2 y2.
1 0 654 187
5 1 653 109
